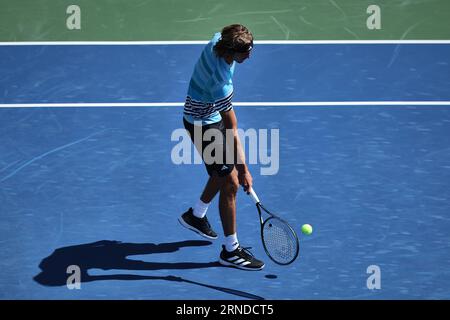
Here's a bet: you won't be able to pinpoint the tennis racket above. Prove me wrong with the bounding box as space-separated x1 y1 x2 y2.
248 188 299 265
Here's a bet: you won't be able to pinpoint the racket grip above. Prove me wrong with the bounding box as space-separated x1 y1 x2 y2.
248 188 260 204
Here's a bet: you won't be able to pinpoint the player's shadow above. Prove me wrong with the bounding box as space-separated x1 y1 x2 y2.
33 240 263 300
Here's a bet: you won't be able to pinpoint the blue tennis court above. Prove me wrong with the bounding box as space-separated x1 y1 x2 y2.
1 43 450 299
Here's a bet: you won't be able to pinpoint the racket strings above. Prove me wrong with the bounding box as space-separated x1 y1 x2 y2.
262 218 298 264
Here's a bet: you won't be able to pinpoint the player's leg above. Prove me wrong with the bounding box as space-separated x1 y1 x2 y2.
200 172 225 204
180 117 233 239
218 168 264 270
218 168 239 236
178 173 224 239
179 176 220 239
179 119 224 239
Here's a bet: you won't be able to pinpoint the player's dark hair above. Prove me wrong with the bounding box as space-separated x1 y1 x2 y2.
214 24 253 58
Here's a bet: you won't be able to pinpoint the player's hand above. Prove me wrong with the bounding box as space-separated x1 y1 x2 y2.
237 165 253 193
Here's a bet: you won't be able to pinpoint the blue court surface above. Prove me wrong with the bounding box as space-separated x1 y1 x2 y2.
1 43 450 299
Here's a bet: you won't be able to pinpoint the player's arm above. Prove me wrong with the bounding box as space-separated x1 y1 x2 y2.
220 108 253 192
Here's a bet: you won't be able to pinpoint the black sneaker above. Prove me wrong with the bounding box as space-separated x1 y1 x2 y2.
219 245 265 271
178 208 218 240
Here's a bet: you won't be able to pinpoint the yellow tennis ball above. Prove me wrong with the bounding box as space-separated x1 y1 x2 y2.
301 224 313 235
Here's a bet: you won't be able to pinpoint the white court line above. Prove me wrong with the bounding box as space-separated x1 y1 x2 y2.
1 40 450 46
1 101 450 108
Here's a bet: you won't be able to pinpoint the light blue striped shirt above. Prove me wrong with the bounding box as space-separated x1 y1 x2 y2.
184 33 236 124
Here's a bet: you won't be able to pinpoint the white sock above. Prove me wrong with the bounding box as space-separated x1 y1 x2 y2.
225 233 239 252
193 199 209 218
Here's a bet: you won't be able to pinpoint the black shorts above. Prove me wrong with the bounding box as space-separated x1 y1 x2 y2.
183 117 234 177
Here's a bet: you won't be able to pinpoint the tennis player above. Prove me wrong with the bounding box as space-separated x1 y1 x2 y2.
179 24 264 270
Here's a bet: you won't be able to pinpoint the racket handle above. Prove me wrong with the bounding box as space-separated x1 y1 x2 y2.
248 188 260 204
